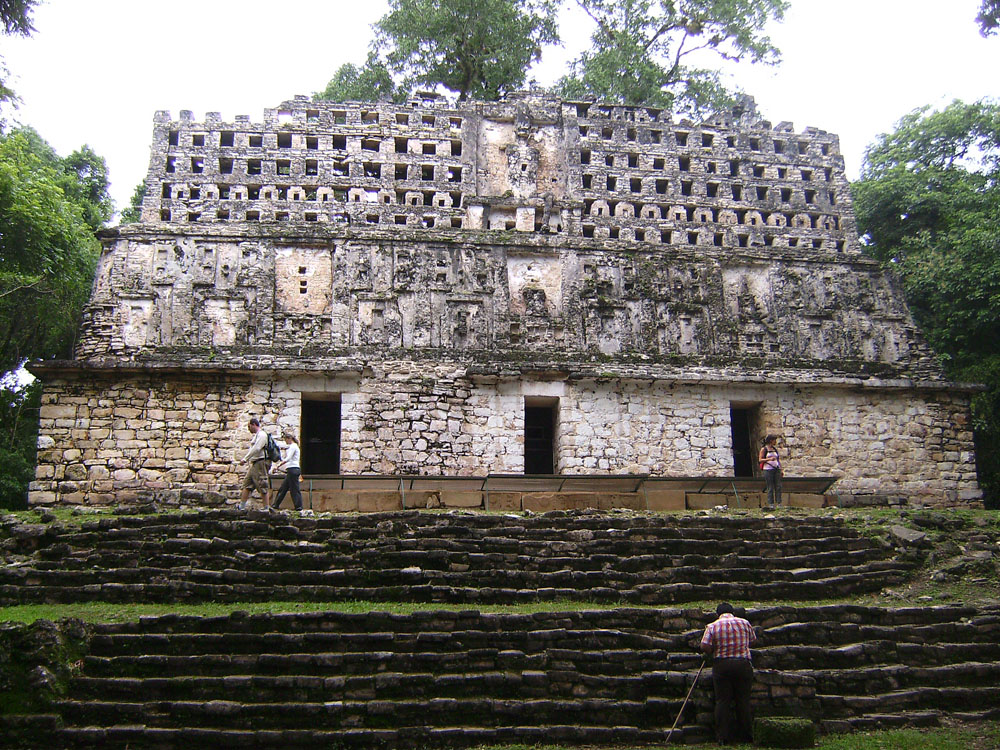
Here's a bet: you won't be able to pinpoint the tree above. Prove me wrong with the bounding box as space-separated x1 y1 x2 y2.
373 0 559 101
315 53 406 104
852 100 1000 508
555 0 787 114
0 379 39 509
0 0 38 104
979 0 999 36
119 179 147 224
0 128 103 376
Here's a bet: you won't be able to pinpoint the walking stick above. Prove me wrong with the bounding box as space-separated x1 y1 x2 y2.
666 657 706 744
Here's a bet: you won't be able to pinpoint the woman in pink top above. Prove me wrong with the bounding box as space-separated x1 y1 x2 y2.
758 434 782 508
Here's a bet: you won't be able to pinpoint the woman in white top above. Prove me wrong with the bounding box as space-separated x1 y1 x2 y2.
270 431 303 511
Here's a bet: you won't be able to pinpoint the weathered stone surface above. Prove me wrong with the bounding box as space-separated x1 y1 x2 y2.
26 94 981 508
890 525 929 547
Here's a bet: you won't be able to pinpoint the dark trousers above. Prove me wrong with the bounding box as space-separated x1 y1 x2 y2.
272 467 302 510
712 657 754 744
764 468 782 506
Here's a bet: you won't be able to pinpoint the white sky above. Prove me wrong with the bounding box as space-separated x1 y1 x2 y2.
1 0 996 215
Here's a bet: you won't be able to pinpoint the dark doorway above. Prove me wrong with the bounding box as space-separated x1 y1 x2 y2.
524 399 557 474
301 398 341 474
730 405 757 477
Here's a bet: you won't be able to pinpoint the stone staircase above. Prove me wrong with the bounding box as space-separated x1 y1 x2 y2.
4 605 1000 748
0 509 919 606
3 508 997 748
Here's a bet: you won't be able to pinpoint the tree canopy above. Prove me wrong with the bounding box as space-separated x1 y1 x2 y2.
979 0 999 36
555 0 787 113
852 100 1000 507
0 127 105 376
315 53 406 104
0 0 38 105
372 0 559 101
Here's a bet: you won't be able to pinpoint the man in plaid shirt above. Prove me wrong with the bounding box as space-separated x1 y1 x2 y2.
701 602 756 744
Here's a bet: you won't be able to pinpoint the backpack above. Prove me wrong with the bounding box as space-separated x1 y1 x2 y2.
264 431 281 463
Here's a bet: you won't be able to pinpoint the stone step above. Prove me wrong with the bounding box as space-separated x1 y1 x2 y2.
53 697 674 731
1 557 910 590
53 723 707 749
0 568 907 606
79 648 684 679
819 709 943 734
760 618 1000 647
817 685 1000 717
797 662 1000 693
86 627 656 657
68 669 688 703
755 642 1000 670
31 543 895 574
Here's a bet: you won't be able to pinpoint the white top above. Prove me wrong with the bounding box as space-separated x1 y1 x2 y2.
281 441 300 470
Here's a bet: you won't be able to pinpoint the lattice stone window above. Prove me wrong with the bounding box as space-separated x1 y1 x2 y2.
220 131 234 147
249 135 263 148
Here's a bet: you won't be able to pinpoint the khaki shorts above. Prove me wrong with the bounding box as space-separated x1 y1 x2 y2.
241 459 270 494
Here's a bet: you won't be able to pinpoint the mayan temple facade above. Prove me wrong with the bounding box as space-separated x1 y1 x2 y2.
28 93 982 508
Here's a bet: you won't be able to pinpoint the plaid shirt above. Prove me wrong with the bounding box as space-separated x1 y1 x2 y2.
701 613 756 660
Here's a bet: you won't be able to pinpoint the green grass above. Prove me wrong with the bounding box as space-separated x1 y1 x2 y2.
0 599 702 624
464 722 1000 749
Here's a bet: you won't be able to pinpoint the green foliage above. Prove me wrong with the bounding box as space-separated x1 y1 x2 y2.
0 0 35 35
979 0 999 36
0 0 37 105
374 0 559 101
118 179 146 224
555 0 787 113
852 100 1000 508
315 53 406 104
0 128 103 375
0 381 39 510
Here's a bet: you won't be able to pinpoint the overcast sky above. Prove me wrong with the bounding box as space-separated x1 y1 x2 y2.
2 0 996 215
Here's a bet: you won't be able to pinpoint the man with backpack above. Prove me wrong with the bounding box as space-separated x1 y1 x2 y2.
237 417 274 510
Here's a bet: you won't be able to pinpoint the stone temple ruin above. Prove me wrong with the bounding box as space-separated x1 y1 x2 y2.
28 92 981 508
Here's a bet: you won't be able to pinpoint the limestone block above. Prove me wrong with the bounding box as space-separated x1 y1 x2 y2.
732 492 763 509
645 489 686 511
597 492 644 510
440 491 484 509
787 493 826 508
312 490 358 512
64 464 88 481
686 493 728 510
358 491 403 512
486 492 521 511
402 490 438 510
40 404 77 420
28 491 57 505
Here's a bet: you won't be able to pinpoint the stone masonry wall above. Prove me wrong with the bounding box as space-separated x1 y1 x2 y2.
29 94 982 508
30 367 979 507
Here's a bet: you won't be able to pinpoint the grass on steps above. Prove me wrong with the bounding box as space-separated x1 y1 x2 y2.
467 720 1000 749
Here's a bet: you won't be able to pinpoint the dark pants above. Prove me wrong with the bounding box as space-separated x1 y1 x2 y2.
272 468 302 510
712 657 754 744
764 468 782 506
